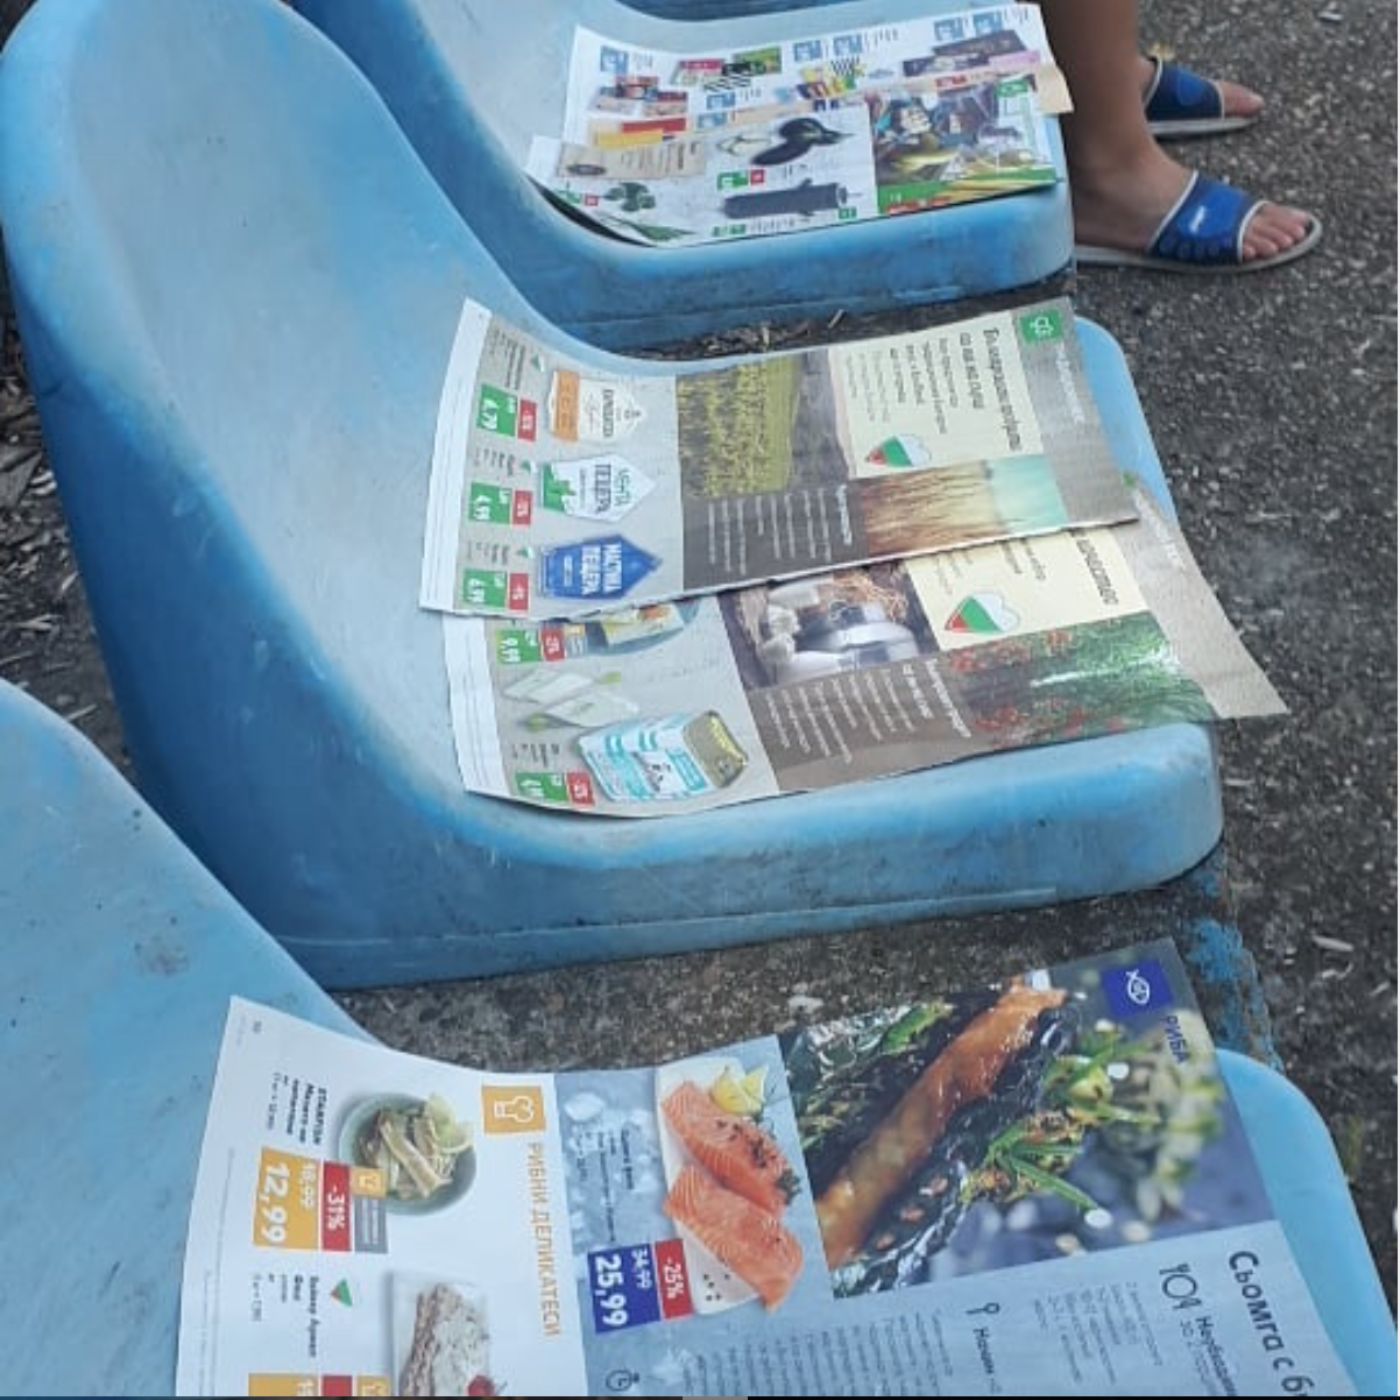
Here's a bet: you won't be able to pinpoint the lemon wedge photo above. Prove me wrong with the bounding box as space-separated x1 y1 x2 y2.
710 1066 768 1118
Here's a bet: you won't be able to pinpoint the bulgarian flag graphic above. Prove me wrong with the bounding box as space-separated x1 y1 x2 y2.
866 433 931 469
947 592 1020 637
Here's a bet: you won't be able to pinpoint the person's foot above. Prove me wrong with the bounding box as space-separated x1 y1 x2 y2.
1137 54 1264 123
1071 143 1313 263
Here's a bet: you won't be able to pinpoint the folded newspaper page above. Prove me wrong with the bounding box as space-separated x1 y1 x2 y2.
175 941 1353 1397
439 483 1282 815
420 299 1137 620
528 67 1061 248
561 4 1055 146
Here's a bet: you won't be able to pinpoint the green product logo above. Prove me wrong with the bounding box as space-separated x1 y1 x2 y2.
496 629 543 666
467 481 513 526
838 206 858 221
539 465 572 514
1018 308 1065 345
516 771 570 804
461 568 508 609
998 77 1032 96
717 170 748 191
476 384 519 436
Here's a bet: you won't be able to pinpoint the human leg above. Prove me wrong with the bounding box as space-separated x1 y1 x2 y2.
1039 0 1313 264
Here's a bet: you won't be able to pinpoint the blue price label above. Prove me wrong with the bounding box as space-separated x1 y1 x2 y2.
588 1244 660 1334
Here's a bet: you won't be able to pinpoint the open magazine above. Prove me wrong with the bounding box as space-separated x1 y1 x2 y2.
420 298 1137 621
560 5 1056 147
528 67 1063 249
538 5 1066 246
175 941 1353 1396
439 484 1283 815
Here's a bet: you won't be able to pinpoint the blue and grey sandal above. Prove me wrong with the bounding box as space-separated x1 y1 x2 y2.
1075 171 1322 274
1145 56 1258 139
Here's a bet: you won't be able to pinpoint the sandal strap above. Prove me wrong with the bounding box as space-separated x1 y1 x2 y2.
1144 57 1226 123
1148 173 1260 266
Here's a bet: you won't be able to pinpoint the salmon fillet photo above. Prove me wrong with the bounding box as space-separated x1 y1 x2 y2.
662 1080 799 1216
815 983 1067 1269
664 1165 805 1312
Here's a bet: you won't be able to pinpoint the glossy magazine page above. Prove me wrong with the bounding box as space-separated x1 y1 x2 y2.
420 298 1135 622
438 484 1282 815
175 941 1351 1396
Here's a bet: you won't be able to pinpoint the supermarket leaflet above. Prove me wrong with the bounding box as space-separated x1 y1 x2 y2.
438 485 1283 816
175 941 1354 1396
560 4 1054 146
419 297 1138 621
527 65 1060 249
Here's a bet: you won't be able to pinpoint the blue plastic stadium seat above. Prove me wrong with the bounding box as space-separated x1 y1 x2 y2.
290 0 1073 350
0 681 1393 1397
0 681 362 1398
0 0 1219 990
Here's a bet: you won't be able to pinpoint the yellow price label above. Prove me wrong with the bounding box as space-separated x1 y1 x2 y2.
247 1375 317 1397
252 1147 320 1251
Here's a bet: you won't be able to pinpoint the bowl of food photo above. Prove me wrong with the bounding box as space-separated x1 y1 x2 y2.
337 1093 476 1215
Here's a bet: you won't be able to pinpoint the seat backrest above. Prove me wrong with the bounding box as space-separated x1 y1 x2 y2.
0 0 678 793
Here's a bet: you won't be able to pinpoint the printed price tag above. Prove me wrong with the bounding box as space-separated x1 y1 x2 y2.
496 629 543 666
476 385 518 436
516 772 571 804
653 1238 694 1320
467 481 513 526
587 1244 662 1334
251 1149 386 1254
320 1163 350 1253
461 569 509 610
247 1376 392 1398
476 386 537 442
252 1148 320 1251
540 627 568 663
248 1375 317 1397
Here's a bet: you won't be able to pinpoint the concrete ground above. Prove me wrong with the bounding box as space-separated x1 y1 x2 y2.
1 0 1394 1312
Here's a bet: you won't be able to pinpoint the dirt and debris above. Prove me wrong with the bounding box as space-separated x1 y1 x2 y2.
0 310 125 766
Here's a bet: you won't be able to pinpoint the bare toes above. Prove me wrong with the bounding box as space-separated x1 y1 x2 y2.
1217 78 1265 119
1242 200 1317 260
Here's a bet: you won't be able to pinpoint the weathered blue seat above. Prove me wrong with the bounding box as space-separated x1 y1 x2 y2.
0 681 1393 1397
291 0 1073 350
0 0 1219 990
0 682 362 1398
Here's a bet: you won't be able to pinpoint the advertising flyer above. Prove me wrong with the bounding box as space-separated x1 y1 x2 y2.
419 298 1137 621
438 484 1283 816
175 942 1354 1397
527 69 1059 248
560 5 1054 147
